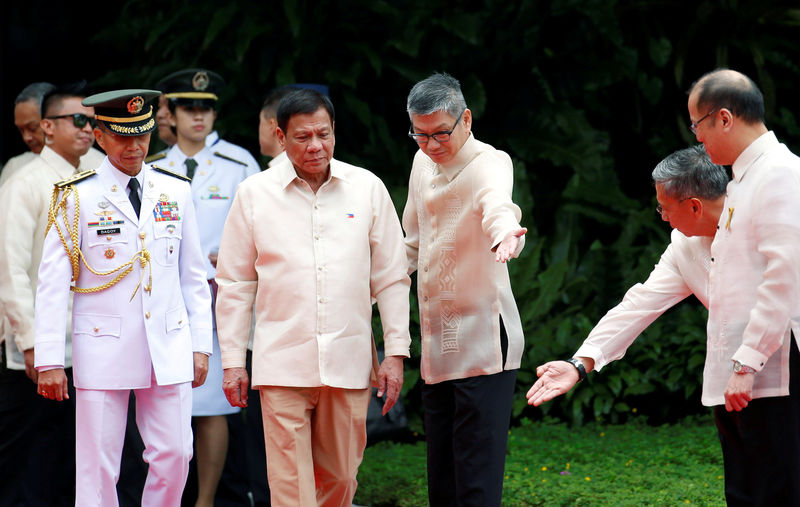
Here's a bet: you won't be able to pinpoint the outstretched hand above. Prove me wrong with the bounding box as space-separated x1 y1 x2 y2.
526 360 580 406
495 228 527 263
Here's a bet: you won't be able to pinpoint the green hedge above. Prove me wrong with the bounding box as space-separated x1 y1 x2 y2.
87 0 800 425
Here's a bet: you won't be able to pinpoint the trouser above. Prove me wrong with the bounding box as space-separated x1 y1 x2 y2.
260 385 371 507
422 368 518 507
0 365 75 507
713 335 800 507
75 375 193 507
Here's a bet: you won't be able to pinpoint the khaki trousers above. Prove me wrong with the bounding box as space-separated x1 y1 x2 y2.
260 385 370 507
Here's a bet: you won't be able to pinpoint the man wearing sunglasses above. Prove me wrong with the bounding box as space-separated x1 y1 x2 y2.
0 82 105 506
402 73 527 507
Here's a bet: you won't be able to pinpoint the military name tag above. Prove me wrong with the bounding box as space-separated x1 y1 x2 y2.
96 227 121 236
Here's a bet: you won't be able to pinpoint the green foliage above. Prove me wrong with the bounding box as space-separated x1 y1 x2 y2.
355 415 725 506
88 0 800 425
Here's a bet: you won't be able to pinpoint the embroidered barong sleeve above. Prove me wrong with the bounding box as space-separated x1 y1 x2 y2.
472 151 524 257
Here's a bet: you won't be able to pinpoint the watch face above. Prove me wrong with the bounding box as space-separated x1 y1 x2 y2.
733 361 742 373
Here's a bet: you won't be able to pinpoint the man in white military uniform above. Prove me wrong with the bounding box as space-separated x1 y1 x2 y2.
34 89 213 507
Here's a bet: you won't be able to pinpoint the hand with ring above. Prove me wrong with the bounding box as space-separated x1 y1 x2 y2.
37 368 69 401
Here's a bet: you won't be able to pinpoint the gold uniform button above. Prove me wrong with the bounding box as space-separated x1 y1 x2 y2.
145 312 151 319
139 232 146 239
93 327 99 333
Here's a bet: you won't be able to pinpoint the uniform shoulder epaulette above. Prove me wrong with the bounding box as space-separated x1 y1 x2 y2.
55 170 96 188
213 151 248 167
145 152 167 163
152 165 192 183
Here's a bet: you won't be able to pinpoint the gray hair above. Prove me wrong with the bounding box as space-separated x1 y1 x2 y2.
15 82 56 113
406 72 467 118
652 145 728 200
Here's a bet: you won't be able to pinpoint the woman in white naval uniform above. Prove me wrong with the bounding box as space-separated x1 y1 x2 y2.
158 68 251 507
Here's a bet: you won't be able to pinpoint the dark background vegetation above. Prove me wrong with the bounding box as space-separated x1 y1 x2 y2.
4 0 800 428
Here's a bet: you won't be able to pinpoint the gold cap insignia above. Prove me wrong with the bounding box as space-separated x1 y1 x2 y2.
127 96 145 114
192 71 210 91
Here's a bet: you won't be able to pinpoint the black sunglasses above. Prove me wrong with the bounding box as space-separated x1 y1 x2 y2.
46 113 96 129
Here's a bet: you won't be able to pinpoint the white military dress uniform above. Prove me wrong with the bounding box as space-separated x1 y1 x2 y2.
162 143 250 415
206 130 261 178
34 156 213 506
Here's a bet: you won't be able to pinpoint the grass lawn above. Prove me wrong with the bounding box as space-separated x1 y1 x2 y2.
354 415 725 506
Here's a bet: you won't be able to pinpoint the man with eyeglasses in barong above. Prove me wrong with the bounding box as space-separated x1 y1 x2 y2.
402 72 527 507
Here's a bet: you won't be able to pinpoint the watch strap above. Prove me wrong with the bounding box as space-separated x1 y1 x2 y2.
565 358 587 382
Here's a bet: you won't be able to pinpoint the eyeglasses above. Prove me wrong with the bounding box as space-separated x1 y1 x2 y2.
656 198 690 217
689 109 717 134
46 113 96 129
408 110 463 145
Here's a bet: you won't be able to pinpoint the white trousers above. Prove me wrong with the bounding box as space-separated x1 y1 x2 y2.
74 376 193 507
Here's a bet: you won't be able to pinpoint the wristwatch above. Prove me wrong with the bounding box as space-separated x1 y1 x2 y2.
732 360 756 374
565 358 587 382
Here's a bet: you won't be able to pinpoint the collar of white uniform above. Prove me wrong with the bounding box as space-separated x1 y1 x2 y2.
732 130 778 182
104 158 145 191
171 144 212 168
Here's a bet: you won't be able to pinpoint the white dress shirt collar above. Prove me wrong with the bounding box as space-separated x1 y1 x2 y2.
105 159 145 194
732 130 778 182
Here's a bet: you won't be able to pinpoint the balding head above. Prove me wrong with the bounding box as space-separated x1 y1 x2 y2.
689 69 765 125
